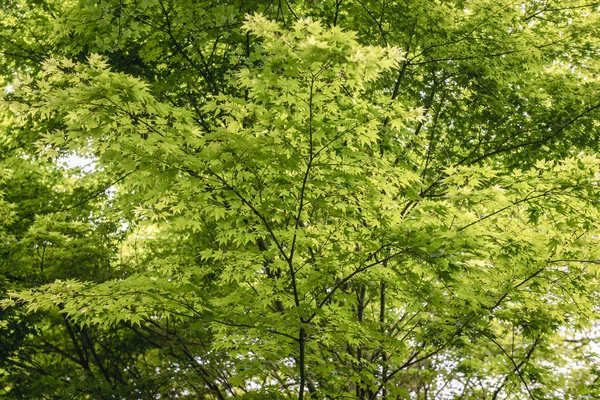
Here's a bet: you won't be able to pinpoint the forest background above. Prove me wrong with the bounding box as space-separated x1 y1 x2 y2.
1 0 600 399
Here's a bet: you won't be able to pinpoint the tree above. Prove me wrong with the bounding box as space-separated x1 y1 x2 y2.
2 0 600 398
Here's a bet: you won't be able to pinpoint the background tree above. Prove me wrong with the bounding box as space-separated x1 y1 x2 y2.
2 1 600 399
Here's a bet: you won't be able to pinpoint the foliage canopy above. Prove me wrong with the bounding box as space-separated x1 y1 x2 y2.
1 0 600 398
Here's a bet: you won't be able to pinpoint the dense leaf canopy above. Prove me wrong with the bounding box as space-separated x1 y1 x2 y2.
1 0 600 399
